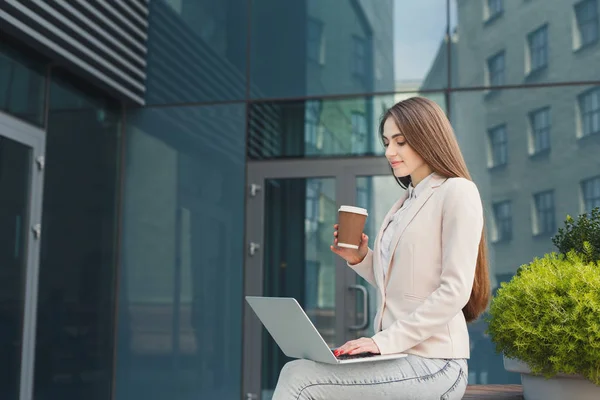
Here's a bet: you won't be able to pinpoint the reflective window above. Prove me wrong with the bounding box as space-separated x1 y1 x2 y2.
578 87 600 137
34 70 121 400
0 135 31 400
529 107 551 154
487 51 505 87
582 176 600 212
488 124 508 167
493 201 513 242
0 40 46 125
533 190 556 235
485 0 504 21
527 24 548 73
248 93 446 159
575 0 599 48
144 0 248 104
116 103 245 400
307 18 325 65
452 0 600 88
250 0 448 99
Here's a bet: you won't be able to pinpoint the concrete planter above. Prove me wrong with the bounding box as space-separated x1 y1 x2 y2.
503 355 600 400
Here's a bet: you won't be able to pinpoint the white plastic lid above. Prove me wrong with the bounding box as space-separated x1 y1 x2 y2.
338 205 368 216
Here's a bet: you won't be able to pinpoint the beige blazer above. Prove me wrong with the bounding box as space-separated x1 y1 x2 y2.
349 173 484 359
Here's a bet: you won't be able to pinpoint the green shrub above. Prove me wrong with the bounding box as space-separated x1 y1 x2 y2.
552 207 600 263
486 251 600 385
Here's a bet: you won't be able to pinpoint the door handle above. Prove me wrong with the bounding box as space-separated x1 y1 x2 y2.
248 242 261 256
348 284 369 331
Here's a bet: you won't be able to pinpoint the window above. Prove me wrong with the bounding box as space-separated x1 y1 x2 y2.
529 107 551 154
528 25 548 72
351 112 367 153
305 180 322 231
493 201 513 242
488 124 508 167
533 191 555 235
307 18 325 64
582 176 600 213
487 51 505 86
352 36 367 78
304 100 322 154
575 0 599 47
578 87 600 137
486 0 504 20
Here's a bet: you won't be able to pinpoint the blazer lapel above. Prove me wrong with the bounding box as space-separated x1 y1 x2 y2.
382 175 447 286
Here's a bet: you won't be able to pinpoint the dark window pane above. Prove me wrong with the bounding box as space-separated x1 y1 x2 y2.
578 87 600 137
251 0 448 99
115 103 245 400
575 0 599 47
0 136 31 400
493 201 512 241
582 176 600 212
33 71 121 400
529 107 551 153
0 40 46 126
144 0 248 104
307 18 324 64
488 124 507 166
248 93 446 159
534 190 555 234
528 25 548 71
487 51 505 87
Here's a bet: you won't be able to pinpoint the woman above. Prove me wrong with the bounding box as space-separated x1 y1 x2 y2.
271 97 490 400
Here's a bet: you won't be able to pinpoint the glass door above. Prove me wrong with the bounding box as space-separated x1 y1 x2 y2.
242 157 395 400
0 112 45 400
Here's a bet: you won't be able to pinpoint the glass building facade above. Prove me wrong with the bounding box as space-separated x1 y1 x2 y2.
1 1 600 399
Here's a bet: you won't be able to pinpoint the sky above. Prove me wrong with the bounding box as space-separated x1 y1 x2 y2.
393 0 457 82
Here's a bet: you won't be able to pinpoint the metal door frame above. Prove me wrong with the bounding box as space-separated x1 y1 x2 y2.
242 156 390 400
0 111 46 400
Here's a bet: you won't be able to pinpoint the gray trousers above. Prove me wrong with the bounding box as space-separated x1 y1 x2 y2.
271 354 468 400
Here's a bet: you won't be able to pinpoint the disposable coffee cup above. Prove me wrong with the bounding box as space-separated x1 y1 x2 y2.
337 206 368 249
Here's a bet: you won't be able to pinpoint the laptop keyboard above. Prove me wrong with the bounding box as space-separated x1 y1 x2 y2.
333 351 377 360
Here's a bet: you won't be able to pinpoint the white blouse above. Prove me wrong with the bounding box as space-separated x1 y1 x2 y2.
379 173 435 279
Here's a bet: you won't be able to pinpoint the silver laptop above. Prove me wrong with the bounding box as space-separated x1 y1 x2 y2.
245 296 407 365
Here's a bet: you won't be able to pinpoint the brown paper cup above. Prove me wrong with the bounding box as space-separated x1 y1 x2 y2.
337 206 368 249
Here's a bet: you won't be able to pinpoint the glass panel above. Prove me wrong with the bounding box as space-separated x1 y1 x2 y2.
250 0 448 99
116 103 245 400
261 177 336 400
352 175 404 339
451 0 600 88
0 40 46 125
145 0 248 104
33 71 121 400
248 93 446 159
0 135 31 400
450 85 600 384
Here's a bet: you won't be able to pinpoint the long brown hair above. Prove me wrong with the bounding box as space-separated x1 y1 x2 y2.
379 96 490 323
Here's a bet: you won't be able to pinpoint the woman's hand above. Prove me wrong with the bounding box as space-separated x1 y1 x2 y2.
334 337 380 356
330 224 369 265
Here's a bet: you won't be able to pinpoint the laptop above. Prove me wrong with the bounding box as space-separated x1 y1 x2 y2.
245 296 407 365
